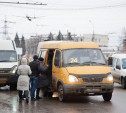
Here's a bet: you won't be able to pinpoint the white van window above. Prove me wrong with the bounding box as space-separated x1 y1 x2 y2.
122 59 126 69
112 58 116 68
62 49 106 67
0 51 17 62
116 59 121 69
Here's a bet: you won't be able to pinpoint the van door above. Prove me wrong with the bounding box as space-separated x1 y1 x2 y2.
114 59 121 83
111 58 118 83
52 49 62 90
44 49 55 85
44 50 49 66
111 58 121 83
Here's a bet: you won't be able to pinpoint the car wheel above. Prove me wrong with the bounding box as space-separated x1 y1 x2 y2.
10 84 17 90
102 93 112 101
121 77 126 89
58 84 66 102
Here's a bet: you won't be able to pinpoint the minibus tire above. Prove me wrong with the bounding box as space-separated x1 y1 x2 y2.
58 84 66 102
121 77 126 89
43 91 48 97
102 93 112 101
47 92 53 97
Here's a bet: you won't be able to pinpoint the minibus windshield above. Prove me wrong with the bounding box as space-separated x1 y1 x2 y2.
0 51 17 62
122 59 126 69
62 48 106 67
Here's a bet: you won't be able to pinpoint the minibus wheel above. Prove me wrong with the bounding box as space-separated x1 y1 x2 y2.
58 84 66 102
102 93 112 101
121 77 126 89
47 92 53 97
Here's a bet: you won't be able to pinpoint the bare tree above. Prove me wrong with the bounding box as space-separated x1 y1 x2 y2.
118 27 126 51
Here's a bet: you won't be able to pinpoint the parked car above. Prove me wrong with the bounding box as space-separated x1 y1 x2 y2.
108 54 126 89
0 40 18 90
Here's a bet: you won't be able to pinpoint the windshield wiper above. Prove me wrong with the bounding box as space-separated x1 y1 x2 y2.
81 61 106 66
67 62 81 66
0 60 9 62
90 62 106 65
80 61 91 65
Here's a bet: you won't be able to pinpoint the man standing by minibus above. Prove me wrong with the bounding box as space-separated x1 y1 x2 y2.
29 55 39 101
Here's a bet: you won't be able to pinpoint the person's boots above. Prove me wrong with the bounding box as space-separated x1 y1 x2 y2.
36 96 42 99
36 88 42 99
26 98 29 103
19 98 22 102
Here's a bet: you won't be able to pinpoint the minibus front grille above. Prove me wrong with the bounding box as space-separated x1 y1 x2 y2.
0 68 11 74
82 77 103 82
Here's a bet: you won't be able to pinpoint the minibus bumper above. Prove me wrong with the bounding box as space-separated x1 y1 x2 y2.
0 73 17 86
63 84 114 96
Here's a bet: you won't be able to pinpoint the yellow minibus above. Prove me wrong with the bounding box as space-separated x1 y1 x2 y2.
39 42 114 102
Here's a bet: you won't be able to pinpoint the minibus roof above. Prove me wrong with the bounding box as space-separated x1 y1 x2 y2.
41 42 100 50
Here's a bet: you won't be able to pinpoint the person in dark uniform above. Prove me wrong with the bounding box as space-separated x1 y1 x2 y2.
36 57 49 99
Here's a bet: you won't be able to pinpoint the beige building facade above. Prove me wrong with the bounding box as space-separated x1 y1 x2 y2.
73 34 109 50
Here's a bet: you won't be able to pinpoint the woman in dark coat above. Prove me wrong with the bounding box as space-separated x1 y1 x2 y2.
36 57 49 99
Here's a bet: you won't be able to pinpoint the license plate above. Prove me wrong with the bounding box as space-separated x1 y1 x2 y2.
0 78 7 83
86 88 101 92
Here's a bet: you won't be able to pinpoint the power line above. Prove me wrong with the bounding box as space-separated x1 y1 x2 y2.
0 1 47 6
36 3 126 10
1 2 126 10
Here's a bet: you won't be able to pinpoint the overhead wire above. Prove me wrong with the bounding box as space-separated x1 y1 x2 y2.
0 1 126 10
0 1 47 5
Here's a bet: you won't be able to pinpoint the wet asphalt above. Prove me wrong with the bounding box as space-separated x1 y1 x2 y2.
0 83 126 113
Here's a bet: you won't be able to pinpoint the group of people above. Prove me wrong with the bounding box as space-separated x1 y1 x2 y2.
17 55 49 103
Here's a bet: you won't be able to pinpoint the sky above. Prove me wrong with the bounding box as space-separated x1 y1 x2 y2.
0 0 126 49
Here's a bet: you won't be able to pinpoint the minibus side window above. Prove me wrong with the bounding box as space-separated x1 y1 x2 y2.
41 50 47 58
38 50 41 58
54 50 61 67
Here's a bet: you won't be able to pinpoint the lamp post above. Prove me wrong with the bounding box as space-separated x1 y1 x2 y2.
89 20 95 42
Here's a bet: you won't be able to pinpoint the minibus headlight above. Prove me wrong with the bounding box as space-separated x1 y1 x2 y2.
12 66 17 74
106 74 113 81
69 75 78 82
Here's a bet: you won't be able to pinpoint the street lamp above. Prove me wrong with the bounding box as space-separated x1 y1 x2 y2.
89 20 95 42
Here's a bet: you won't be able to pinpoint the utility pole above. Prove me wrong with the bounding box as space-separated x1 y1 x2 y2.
3 19 8 37
1 18 16 40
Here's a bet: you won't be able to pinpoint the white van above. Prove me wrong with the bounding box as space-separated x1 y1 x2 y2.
108 54 126 89
0 40 18 89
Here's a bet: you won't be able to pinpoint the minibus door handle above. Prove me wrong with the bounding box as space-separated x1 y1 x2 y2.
53 71 56 73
